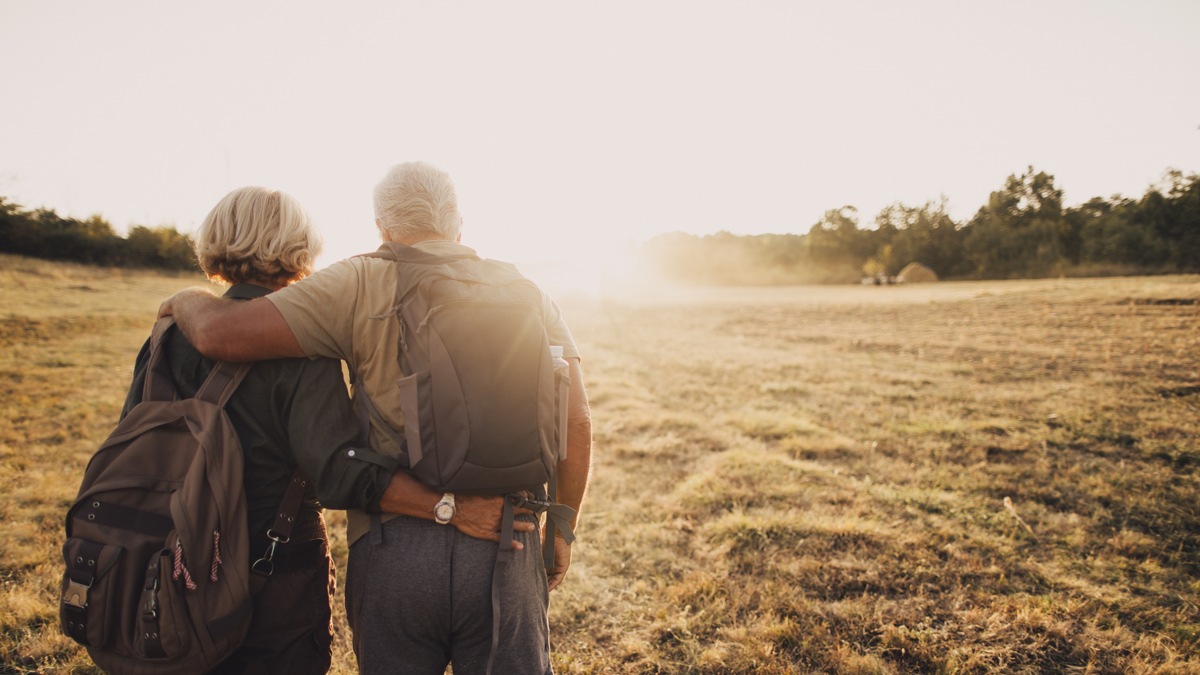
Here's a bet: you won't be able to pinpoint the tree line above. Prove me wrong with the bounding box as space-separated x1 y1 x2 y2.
0 197 196 270
4 167 1198 282
643 167 1200 285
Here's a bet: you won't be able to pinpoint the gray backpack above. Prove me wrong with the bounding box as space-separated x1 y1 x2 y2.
357 243 577 673
359 244 574 536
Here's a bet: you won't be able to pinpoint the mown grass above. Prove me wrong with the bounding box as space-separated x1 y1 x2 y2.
2 255 1198 673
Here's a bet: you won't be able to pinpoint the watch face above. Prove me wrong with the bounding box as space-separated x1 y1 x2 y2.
435 502 455 523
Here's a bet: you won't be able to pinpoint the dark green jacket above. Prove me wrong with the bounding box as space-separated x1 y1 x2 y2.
120 283 397 535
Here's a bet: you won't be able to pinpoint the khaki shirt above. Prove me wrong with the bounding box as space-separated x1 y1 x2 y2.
268 240 579 543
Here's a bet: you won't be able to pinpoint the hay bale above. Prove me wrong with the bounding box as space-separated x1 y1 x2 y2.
898 262 938 283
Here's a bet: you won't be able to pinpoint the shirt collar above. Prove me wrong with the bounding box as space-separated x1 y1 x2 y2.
398 239 478 257
223 283 274 300
369 240 480 259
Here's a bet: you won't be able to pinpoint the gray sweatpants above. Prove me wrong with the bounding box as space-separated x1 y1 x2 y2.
345 514 552 675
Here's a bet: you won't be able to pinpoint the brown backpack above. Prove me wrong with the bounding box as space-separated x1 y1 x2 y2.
60 318 296 674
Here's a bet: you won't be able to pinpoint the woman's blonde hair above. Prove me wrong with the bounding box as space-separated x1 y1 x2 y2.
195 186 322 286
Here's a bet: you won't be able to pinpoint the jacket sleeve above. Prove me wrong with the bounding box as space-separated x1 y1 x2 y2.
282 356 398 512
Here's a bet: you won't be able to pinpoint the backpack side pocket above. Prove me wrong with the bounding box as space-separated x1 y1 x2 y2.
397 370 436 475
132 547 194 661
60 537 124 648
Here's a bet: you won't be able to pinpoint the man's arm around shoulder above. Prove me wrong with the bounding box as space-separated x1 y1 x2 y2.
159 287 304 362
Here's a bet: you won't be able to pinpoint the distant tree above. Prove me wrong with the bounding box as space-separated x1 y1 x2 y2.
963 167 1067 278
127 225 197 270
873 198 968 278
0 197 30 252
1136 170 1200 270
807 206 868 263
19 208 122 264
0 195 196 271
1072 197 1159 269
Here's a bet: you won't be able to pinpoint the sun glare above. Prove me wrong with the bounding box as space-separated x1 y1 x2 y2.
516 241 647 300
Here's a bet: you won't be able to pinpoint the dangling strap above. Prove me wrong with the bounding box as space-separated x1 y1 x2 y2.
543 505 576 562
501 489 577 570
249 469 309 592
541 488 577 569
525 476 578 571
482 490 576 675
543 481 559 569
486 497 518 675
352 372 371 446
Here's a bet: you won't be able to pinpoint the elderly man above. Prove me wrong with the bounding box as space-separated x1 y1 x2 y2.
160 162 592 675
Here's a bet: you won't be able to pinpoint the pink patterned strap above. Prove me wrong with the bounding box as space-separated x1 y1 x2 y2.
173 540 197 590
210 530 223 582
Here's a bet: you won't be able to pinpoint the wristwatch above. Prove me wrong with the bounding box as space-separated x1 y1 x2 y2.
434 493 456 525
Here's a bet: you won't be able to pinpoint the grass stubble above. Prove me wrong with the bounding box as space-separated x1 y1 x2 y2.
1 254 1197 673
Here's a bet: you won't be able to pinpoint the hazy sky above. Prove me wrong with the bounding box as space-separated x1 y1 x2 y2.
1 1 1197 282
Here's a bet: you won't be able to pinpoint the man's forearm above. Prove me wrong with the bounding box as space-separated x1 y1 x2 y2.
376 470 441 517
557 431 590 531
160 287 304 362
376 470 534 548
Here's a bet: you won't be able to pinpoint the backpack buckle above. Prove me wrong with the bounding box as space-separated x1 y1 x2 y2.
143 583 159 621
507 493 550 513
62 579 90 609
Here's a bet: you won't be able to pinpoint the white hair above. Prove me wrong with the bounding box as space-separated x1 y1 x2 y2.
194 186 322 286
373 161 462 242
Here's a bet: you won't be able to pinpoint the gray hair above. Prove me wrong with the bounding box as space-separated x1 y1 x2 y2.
373 161 462 242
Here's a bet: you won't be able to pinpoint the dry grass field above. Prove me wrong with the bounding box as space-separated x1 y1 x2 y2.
2 253 1198 673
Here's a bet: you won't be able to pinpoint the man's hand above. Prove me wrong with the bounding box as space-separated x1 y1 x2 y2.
546 535 571 591
158 287 216 319
377 473 533 550
451 495 535 550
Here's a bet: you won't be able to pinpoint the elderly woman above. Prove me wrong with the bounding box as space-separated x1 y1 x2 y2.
119 187 392 674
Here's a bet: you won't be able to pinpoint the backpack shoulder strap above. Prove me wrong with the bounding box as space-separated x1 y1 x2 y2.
348 370 409 465
141 317 251 406
194 360 252 406
142 317 180 402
